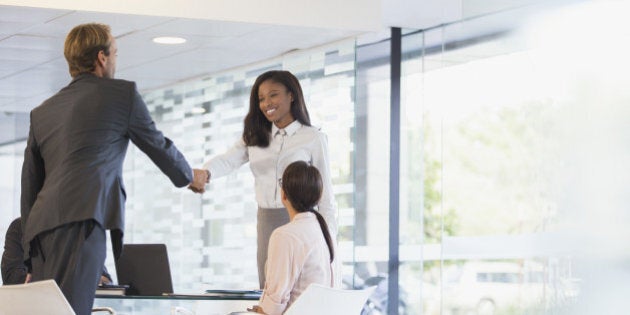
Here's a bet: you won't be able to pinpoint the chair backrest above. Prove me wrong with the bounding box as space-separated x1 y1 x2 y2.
0 279 75 315
284 284 376 315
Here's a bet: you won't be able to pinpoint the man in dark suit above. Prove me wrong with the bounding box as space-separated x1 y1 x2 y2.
20 23 207 315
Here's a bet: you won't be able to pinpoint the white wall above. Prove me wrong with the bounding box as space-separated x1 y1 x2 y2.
0 0 546 32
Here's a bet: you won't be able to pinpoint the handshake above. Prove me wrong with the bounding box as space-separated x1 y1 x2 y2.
189 168 210 193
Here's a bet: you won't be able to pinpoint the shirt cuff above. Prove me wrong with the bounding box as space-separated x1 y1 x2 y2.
259 294 287 315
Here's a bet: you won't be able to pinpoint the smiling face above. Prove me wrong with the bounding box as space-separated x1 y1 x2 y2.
258 79 294 128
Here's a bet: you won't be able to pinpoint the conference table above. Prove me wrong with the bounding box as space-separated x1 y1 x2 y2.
95 292 259 315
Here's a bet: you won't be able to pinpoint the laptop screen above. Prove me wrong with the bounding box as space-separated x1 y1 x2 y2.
115 244 174 296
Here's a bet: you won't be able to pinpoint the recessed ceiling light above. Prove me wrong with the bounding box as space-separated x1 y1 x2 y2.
191 107 206 114
152 36 187 45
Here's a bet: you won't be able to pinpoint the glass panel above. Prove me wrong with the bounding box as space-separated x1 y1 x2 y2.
350 37 392 311
421 23 564 314
441 259 549 314
403 2 615 314
399 29 428 315
0 112 26 267
0 141 24 236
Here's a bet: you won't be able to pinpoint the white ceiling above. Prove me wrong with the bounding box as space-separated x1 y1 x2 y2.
0 1 545 145
0 5 362 115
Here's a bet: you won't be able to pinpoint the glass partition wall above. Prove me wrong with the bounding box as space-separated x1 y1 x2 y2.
401 24 564 315
398 10 569 315
5 1 625 314
394 2 623 314
0 113 27 247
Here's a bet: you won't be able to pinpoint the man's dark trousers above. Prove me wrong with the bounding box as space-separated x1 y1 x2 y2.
30 220 105 315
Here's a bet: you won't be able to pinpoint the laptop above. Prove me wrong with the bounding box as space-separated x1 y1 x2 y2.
115 243 174 296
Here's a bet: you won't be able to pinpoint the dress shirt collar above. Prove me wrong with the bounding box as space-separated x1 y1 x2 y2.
292 211 316 221
272 120 303 137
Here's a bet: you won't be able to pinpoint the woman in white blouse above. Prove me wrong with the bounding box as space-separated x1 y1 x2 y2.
249 161 334 315
199 70 337 288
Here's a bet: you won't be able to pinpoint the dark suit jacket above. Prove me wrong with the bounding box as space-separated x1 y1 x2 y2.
20 73 192 258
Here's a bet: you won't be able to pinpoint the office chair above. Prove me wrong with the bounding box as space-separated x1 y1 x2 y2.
228 284 375 315
284 283 376 315
0 279 75 315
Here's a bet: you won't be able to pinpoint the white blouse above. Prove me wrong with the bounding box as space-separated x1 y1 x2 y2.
203 120 338 235
258 212 334 315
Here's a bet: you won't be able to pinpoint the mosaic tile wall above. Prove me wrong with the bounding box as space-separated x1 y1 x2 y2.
116 39 357 292
0 142 23 239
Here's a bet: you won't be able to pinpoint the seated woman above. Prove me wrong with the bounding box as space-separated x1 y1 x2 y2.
249 161 335 315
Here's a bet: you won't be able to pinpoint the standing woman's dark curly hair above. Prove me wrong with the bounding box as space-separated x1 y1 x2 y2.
243 70 311 147
281 161 334 262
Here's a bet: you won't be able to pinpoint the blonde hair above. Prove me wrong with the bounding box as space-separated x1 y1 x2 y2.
64 23 112 77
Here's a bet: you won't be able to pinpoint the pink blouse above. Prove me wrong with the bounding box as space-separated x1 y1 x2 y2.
258 212 334 315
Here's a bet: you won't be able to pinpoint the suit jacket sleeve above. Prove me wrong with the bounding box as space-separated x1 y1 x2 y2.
20 119 45 257
202 138 249 178
127 85 192 187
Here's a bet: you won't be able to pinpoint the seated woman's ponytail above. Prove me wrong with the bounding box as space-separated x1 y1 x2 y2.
282 161 334 262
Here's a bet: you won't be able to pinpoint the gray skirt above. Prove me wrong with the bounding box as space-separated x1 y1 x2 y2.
257 207 289 289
